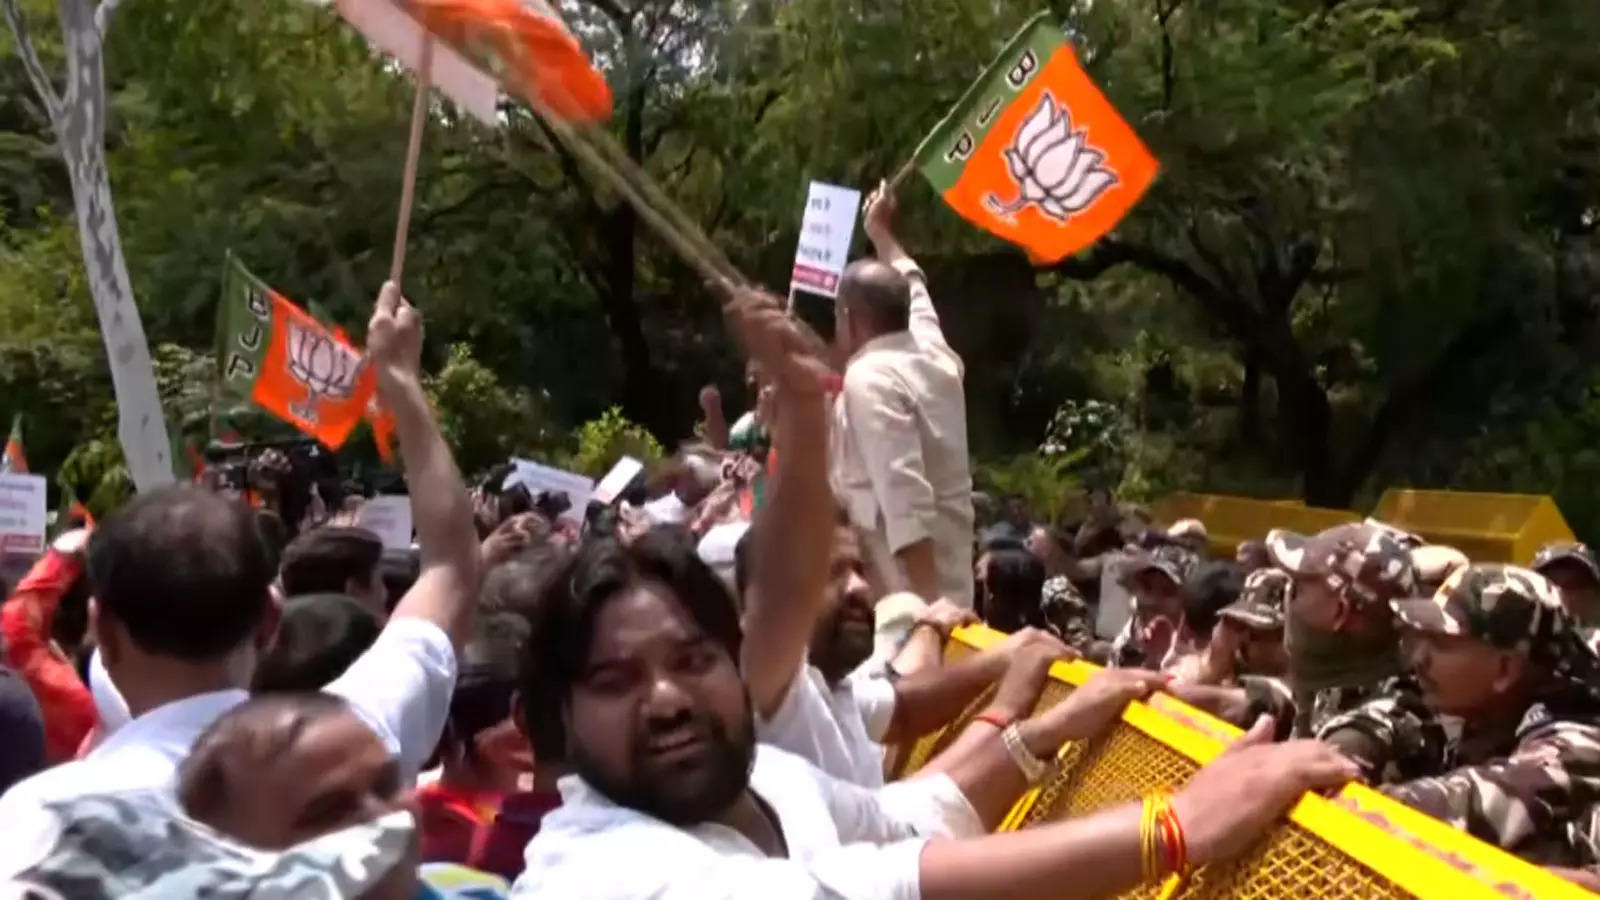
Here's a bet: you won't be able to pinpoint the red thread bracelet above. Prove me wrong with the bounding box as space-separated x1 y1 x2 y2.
973 710 1012 731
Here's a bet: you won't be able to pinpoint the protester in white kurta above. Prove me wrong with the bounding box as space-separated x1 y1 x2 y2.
830 184 974 608
0 282 481 879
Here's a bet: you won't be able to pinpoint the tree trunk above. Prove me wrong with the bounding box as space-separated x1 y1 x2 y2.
1239 343 1261 442
601 75 666 436
8 0 174 491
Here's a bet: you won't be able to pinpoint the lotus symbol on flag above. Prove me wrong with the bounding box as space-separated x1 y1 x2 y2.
286 320 363 422
986 90 1119 222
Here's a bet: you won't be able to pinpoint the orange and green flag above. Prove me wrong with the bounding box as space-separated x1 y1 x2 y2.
2 414 27 473
912 13 1158 264
216 255 377 449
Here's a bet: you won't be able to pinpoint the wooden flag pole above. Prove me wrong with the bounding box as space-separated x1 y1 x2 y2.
389 36 435 287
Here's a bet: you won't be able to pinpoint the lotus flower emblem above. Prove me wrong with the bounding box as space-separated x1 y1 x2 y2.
286 320 363 419
986 90 1118 221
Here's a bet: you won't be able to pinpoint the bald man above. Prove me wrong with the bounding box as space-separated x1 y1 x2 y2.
829 181 974 607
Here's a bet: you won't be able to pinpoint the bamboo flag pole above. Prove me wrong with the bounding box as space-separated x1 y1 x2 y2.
390 35 436 287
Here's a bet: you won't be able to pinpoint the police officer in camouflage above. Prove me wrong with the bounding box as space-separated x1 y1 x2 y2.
1175 522 1447 783
1382 563 1600 875
1532 541 1600 655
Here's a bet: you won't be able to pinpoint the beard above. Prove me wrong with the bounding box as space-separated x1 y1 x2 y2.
571 693 757 827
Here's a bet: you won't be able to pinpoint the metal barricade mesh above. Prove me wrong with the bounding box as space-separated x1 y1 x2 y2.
1021 720 1200 826
917 626 1587 900
1172 826 1411 900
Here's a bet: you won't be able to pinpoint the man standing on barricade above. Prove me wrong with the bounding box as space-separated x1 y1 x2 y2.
1382 564 1600 879
830 180 975 607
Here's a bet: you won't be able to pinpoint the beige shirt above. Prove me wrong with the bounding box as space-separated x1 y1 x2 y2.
832 258 974 608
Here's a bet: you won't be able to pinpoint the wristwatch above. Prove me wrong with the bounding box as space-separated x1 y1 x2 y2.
999 724 1056 785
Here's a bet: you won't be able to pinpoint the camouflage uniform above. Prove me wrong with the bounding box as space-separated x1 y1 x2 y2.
1382 564 1600 867
1039 574 1097 651
1532 541 1600 656
1106 544 1198 669
1249 524 1449 781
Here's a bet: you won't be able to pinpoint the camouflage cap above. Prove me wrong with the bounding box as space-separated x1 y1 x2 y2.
1530 541 1600 586
1265 522 1418 608
1118 543 1196 588
1218 568 1290 630
1391 564 1600 677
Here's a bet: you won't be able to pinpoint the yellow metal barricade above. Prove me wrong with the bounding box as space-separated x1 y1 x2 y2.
1372 490 1575 564
907 625 1593 900
1149 493 1361 557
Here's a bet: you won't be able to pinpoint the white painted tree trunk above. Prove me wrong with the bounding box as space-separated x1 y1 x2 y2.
3 0 174 492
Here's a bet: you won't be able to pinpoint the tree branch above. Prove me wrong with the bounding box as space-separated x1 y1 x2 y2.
93 0 124 36
2 0 62 120
1335 305 1520 498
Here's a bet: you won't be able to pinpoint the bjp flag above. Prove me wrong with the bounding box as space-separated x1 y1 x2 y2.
406 0 612 123
1 414 26 473
216 255 377 449
912 13 1158 263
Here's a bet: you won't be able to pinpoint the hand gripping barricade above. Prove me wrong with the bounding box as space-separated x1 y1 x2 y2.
889 624 1594 900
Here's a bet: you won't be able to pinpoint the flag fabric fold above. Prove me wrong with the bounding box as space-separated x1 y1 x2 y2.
2 414 27 474
407 0 612 123
912 13 1159 264
216 255 377 450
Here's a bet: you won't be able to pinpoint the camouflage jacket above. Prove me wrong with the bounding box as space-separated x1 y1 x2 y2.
1039 575 1097 652
1382 685 1600 867
1239 674 1449 783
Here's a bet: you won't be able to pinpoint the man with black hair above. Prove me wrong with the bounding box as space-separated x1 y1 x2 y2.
831 181 974 607
0 280 482 877
279 525 387 618
512 295 1360 899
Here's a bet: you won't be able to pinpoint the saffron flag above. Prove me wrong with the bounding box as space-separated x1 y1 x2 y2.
335 0 501 124
408 0 612 123
2 414 26 473
216 256 377 450
912 13 1158 264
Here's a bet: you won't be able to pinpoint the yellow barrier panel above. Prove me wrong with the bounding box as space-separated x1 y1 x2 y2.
910 625 1593 900
1148 492 1361 557
1372 490 1575 564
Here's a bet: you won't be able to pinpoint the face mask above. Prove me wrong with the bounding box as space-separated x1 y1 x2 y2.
1285 587 1402 694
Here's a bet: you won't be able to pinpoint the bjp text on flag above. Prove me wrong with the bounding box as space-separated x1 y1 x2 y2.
912 13 1158 263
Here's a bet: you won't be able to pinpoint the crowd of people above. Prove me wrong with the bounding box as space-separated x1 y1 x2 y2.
0 182 1595 897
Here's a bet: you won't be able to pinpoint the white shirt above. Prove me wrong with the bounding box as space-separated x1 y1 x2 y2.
758 664 896 787
512 744 982 900
0 617 455 878
830 259 974 608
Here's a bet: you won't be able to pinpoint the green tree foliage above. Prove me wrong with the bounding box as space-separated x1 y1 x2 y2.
425 342 552 478
570 406 665 478
2 0 1599 537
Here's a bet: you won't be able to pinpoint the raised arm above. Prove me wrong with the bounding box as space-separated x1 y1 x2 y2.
862 180 952 359
728 288 837 718
0 531 95 761
368 282 481 652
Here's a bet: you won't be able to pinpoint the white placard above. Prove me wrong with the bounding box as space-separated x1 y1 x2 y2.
593 456 645 505
0 474 48 554
503 459 594 524
790 181 862 298
356 495 414 551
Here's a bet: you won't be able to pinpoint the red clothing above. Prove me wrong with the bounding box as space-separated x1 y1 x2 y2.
416 781 502 867
467 789 561 881
415 781 559 881
0 551 94 762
